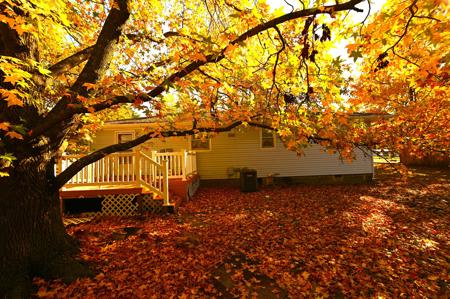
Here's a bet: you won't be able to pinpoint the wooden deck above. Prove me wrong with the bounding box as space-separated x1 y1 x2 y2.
60 175 199 199
60 184 147 199
59 175 200 216
57 150 198 204
57 150 199 215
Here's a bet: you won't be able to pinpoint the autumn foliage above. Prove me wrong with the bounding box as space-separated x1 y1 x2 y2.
1 0 449 296
34 167 449 298
349 0 449 159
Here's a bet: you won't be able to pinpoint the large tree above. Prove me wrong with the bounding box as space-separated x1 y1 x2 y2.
0 0 447 296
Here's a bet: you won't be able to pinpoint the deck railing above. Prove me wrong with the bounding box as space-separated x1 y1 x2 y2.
59 153 138 185
152 150 197 180
136 152 168 203
56 150 197 206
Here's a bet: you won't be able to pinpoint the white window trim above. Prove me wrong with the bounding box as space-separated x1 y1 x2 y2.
189 135 212 152
260 128 276 149
115 131 135 151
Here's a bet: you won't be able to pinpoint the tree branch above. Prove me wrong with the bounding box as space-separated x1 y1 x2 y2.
31 0 364 139
48 46 94 76
46 31 189 78
378 0 418 60
70 0 130 95
53 120 273 189
224 0 243 12
30 0 131 138
269 25 286 97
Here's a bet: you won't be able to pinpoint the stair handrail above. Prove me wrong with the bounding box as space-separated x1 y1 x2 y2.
138 151 170 205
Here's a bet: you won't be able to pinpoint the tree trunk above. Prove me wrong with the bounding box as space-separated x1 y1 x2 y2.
0 155 93 298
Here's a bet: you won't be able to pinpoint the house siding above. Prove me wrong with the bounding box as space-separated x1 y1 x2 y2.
195 127 372 179
91 128 190 153
90 129 119 151
91 126 373 180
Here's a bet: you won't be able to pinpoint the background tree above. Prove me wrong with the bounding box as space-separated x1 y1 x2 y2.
0 0 447 296
348 0 449 161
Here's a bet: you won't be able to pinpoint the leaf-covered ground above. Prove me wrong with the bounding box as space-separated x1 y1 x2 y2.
35 167 449 298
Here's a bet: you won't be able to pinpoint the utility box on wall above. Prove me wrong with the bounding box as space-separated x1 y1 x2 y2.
240 169 257 192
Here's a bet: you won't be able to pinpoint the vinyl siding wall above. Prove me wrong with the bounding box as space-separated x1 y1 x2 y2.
90 128 190 153
195 127 372 179
91 126 373 179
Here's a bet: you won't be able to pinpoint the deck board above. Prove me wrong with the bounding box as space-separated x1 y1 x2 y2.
60 184 145 198
59 175 200 199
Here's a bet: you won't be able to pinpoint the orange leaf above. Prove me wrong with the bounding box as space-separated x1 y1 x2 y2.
224 44 238 56
0 122 10 131
191 52 207 62
83 83 96 90
6 131 23 140
5 92 24 107
3 75 22 86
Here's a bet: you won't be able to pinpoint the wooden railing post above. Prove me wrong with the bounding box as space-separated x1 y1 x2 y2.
135 150 141 184
56 157 63 175
161 159 170 206
191 151 197 174
151 150 157 161
182 150 187 181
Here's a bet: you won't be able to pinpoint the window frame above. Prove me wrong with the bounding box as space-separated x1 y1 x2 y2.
115 131 135 152
260 128 276 149
190 134 211 151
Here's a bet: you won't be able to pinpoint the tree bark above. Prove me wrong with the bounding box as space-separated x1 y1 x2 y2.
0 156 93 297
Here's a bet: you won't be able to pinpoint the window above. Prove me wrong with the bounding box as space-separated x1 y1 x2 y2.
261 128 275 148
191 135 210 151
116 132 134 152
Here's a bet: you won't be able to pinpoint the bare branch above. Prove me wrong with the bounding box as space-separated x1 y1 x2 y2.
382 0 418 56
224 0 243 12
284 0 295 13
269 26 286 97
358 0 371 36
412 15 441 22
47 30 198 79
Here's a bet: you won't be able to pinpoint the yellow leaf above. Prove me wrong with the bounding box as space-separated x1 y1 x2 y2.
38 65 51 76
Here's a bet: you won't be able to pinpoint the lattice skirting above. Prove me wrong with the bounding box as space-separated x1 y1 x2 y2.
99 193 164 216
63 193 166 216
101 193 139 216
141 194 165 214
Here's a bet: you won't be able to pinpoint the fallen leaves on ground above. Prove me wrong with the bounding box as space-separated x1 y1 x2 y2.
34 167 449 298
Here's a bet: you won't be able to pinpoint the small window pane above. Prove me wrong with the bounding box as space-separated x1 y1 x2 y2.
117 133 133 152
261 129 275 148
118 133 133 143
191 136 210 150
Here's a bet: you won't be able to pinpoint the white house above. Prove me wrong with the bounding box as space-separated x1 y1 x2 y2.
57 118 373 216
